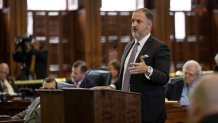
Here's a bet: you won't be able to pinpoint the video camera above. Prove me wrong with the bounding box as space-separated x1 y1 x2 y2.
15 35 33 53
13 34 34 64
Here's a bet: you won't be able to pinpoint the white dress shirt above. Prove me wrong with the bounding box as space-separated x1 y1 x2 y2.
110 34 153 89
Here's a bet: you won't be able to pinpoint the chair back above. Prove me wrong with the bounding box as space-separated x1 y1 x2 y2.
87 69 111 86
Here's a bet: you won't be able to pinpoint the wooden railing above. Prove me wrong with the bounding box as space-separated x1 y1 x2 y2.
165 101 188 123
14 78 66 85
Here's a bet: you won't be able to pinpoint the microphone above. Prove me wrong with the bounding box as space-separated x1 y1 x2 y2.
84 45 118 88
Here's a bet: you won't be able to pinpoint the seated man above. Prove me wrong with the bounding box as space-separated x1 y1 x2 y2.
189 73 218 123
0 63 16 95
66 60 96 88
165 60 202 105
11 77 57 123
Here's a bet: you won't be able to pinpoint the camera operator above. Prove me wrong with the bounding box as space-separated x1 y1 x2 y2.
29 40 48 79
13 36 48 80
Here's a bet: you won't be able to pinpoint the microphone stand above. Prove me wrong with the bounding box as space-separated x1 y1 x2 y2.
84 45 117 88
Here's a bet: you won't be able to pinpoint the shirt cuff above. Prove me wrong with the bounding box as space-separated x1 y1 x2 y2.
144 66 153 80
109 84 116 89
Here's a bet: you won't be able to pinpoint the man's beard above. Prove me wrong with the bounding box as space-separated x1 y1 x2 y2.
132 31 141 40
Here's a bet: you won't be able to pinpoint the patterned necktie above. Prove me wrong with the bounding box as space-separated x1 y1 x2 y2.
122 42 139 91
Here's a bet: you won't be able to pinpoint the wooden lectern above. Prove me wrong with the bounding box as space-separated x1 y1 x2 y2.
37 88 141 123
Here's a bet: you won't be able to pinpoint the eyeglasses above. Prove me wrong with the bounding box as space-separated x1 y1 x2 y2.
184 72 196 77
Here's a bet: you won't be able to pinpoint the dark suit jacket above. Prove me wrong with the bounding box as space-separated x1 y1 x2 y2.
66 78 75 84
199 114 218 123
214 65 218 72
32 49 48 79
26 49 47 79
114 35 170 122
165 79 184 101
80 77 96 88
13 49 47 79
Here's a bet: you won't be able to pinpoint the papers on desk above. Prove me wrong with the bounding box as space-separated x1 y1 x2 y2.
0 115 11 120
165 100 178 103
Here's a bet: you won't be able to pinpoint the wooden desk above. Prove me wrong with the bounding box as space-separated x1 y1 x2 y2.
165 101 188 123
0 101 31 116
0 120 24 123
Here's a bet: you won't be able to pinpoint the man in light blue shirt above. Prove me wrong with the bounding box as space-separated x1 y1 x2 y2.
165 60 202 105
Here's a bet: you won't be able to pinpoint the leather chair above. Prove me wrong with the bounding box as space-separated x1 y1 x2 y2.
19 88 36 99
57 82 74 89
87 69 111 86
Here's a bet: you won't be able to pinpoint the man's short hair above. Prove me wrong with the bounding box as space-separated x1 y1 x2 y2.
72 60 87 73
134 8 153 22
182 60 202 77
0 63 9 74
43 77 58 89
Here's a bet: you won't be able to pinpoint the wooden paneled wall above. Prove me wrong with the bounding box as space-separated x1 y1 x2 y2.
31 11 74 77
153 0 171 49
29 0 102 77
209 0 218 69
0 0 27 77
1 0 218 79
153 0 217 71
75 0 102 68
0 9 7 63
101 11 132 65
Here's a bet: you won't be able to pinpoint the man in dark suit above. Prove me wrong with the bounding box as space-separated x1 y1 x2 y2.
165 60 202 105
189 73 218 123
164 78 183 101
29 40 48 79
93 8 170 123
67 60 96 88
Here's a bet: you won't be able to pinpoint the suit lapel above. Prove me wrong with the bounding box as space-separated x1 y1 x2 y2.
135 36 153 62
80 79 85 88
178 81 185 98
121 41 135 66
121 35 153 65
119 41 135 85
